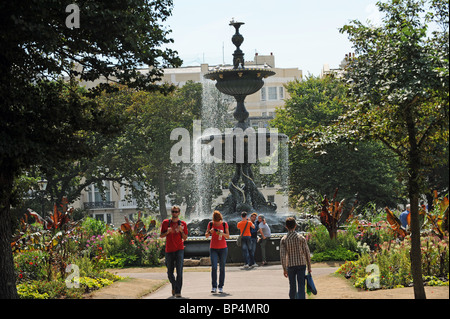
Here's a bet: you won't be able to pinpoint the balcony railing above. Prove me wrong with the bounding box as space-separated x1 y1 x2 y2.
84 201 115 210
119 198 138 209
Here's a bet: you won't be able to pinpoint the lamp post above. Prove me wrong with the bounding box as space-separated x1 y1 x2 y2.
37 178 48 215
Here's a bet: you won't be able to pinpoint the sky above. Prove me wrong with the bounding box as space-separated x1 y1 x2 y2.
163 0 383 77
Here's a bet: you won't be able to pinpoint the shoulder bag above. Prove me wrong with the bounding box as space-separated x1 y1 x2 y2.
236 221 249 247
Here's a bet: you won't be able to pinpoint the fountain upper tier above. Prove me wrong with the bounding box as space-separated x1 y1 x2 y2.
203 21 276 129
204 67 275 98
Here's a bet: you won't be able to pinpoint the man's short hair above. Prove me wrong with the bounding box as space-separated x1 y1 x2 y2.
241 211 247 218
250 212 257 218
285 217 296 230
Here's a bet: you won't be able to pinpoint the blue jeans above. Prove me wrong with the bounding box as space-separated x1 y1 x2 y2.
165 249 184 294
241 236 252 265
249 237 257 265
288 265 306 299
210 247 228 288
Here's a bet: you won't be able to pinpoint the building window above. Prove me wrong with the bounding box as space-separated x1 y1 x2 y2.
261 87 266 101
262 86 284 101
279 87 284 99
84 181 115 210
267 195 275 202
93 213 112 224
268 87 277 100
86 181 111 202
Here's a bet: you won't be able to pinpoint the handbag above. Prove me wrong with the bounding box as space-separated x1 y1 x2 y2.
236 221 249 247
306 273 317 295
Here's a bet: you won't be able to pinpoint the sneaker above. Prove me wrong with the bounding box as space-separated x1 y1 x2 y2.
251 263 259 267
243 264 249 269
175 293 182 298
211 288 217 293
218 287 223 293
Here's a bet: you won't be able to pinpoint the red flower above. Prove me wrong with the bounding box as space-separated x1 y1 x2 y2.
19 273 23 279
29 262 33 265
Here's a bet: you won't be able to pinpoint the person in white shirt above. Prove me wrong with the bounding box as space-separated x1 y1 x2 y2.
257 214 271 265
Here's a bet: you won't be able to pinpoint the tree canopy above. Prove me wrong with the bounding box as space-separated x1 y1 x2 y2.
297 0 448 299
271 76 405 207
0 0 181 299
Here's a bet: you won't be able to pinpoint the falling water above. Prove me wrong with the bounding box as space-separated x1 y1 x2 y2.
279 137 290 213
192 78 232 220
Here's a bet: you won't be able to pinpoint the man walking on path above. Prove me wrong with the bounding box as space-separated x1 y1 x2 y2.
160 205 188 297
280 217 312 299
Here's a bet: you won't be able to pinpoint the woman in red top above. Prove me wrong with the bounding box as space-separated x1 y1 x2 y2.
205 210 229 293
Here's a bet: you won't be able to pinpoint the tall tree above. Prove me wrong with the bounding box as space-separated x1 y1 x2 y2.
0 0 181 299
302 0 448 299
271 76 404 207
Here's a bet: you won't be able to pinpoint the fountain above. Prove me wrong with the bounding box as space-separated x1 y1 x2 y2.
202 21 288 218
184 21 319 262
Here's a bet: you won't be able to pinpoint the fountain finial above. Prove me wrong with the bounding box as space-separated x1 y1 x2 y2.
229 21 245 69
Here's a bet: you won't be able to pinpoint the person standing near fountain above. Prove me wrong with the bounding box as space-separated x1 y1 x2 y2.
237 211 255 268
159 205 188 298
249 212 259 267
257 214 271 266
205 210 230 293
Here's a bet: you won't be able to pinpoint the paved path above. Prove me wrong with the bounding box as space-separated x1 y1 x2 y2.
112 263 449 300
136 264 338 299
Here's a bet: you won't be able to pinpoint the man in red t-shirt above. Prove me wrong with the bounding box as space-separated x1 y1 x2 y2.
160 205 188 297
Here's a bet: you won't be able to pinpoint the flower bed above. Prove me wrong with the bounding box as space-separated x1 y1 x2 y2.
336 235 449 290
12 211 163 299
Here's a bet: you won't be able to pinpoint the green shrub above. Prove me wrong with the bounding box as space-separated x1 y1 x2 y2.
17 280 84 299
306 224 359 254
312 247 359 262
14 250 50 282
81 217 107 238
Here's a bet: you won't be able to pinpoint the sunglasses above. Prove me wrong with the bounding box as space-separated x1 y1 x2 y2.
171 210 180 213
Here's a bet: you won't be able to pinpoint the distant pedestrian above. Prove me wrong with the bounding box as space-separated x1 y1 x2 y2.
400 204 410 228
249 212 259 267
280 217 312 299
160 205 188 298
257 214 271 265
205 210 230 293
237 211 255 268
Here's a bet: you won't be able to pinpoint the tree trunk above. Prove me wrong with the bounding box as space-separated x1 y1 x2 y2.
158 172 167 220
0 167 19 299
405 102 426 299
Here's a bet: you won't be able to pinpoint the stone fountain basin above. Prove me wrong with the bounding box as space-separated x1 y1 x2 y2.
200 131 288 162
204 68 275 97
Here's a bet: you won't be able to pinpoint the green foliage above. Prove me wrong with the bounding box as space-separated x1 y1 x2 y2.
16 274 121 299
14 250 49 282
312 247 359 262
81 217 107 238
306 224 359 258
1 0 181 298
271 76 404 207
300 0 448 298
336 235 449 290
